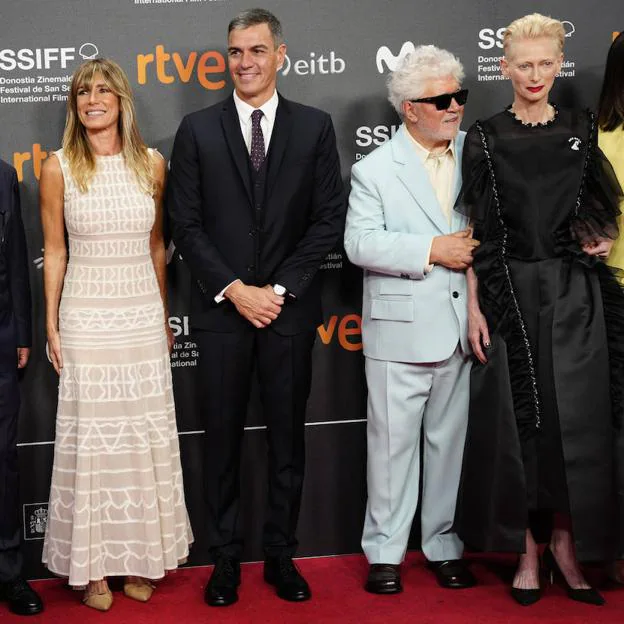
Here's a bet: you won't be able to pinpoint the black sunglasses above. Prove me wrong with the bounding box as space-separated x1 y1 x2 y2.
409 89 469 110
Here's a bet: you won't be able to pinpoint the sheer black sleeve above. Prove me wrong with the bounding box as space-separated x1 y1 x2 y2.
570 111 624 245
455 123 495 240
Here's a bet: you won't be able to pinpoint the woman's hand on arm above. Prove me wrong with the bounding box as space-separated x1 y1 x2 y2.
149 153 174 353
39 155 67 375
467 266 490 364
582 238 613 258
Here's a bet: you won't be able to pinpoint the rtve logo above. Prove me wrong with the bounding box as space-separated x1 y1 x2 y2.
136 45 226 90
376 42 415 73
13 144 49 182
0 44 98 71
478 21 576 50
317 314 362 351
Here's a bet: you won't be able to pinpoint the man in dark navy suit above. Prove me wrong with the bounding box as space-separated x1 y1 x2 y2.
167 7 345 608
0 159 42 616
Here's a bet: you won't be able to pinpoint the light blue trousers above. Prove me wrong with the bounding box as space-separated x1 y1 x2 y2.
362 346 471 564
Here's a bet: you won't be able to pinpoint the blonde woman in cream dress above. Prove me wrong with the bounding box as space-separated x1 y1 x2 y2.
39 58 192 611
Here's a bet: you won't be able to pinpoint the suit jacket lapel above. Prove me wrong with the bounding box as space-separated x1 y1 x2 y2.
393 125 449 234
266 94 292 198
450 134 466 231
220 95 252 205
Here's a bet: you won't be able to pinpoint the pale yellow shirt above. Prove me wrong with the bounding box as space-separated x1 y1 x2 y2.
600 127 624 280
406 130 456 270
407 130 456 224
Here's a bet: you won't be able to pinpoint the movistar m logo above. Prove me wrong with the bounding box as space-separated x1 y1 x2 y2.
376 42 415 73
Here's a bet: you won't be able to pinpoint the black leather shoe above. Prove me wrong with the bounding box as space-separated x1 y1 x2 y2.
365 564 402 594
204 556 241 607
264 556 311 602
0 577 44 616
427 559 476 589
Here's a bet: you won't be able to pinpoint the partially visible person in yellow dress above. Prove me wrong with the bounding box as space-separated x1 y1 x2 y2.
598 31 624 584
599 32 624 275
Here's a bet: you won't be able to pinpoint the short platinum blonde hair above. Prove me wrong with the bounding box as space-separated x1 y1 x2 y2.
503 13 565 55
387 45 464 117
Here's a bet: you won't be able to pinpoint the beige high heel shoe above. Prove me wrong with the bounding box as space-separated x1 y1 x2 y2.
124 577 155 602
83 582 113 611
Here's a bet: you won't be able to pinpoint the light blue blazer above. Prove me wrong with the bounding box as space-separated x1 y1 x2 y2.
344 124 470 363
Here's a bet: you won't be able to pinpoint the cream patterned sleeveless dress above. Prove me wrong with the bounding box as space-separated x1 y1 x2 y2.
42 149 193 587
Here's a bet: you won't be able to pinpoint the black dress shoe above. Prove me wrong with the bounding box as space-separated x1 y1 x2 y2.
264 556 311 601
365 564 402 594
0 577 44 616
427 559 476 589
204 556 241 607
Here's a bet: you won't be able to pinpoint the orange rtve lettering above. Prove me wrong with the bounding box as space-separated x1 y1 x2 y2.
338 314 362 351
13 143 48 182
197 51 226 90
154 45 174 84
136 46 225 89
136 51 154 84
172 52 197 82
317 315 338 344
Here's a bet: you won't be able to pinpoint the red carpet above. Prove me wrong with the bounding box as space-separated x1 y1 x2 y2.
4 553 624 623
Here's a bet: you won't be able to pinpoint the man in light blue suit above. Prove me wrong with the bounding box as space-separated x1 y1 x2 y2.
345 46 479 594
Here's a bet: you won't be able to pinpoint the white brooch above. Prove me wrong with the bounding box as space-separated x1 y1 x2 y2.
568 137 582 151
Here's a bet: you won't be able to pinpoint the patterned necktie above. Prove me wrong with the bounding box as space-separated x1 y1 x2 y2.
250 109 265 171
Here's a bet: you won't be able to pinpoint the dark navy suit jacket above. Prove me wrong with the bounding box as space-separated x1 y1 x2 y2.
166 94 345 335
0 159 31 370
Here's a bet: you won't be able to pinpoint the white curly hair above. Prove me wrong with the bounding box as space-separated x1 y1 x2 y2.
387 45 464 117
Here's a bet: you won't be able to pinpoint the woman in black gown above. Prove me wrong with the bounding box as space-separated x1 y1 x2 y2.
454 13 624 606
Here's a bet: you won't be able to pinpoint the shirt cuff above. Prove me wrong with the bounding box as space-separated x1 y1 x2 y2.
215 279 241 303
273 283 296 300
424 239 434 274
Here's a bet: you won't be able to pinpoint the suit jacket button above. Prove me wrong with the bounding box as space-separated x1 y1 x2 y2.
452 291 459 298
247 265 255 272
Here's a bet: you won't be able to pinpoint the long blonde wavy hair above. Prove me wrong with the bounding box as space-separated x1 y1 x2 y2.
63 58 153 194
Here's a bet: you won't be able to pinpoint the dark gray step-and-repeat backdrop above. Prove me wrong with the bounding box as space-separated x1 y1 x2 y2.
1 0 620 579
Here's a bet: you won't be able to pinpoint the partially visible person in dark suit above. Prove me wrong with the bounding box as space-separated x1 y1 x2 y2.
167 7 345 608
0 158 42 616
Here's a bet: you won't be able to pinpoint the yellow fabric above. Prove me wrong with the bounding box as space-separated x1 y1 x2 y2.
600 127 624 276
406 129 456 224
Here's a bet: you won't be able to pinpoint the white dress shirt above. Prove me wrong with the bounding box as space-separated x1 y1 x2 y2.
233 89 279 156
215 90 280 302
406 130 457 271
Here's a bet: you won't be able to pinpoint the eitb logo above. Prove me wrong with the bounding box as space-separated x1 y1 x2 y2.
23 503 48 540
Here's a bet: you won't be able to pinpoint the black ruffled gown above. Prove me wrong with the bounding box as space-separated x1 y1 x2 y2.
454 106 624 561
